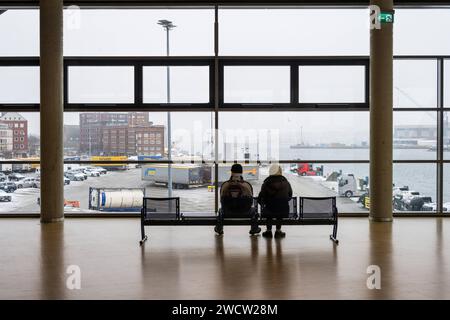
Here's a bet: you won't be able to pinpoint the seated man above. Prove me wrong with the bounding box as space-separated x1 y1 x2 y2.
215 164 261 235
258 164 293 238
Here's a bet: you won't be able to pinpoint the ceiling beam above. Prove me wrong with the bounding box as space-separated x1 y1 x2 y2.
1 0 450 7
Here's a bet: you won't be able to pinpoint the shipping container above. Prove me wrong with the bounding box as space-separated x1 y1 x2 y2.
141 163 259 188
141 164 208 189
89 187 145 212
90 156 128 170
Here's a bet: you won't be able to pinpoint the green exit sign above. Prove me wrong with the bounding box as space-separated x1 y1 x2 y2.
379 12 394 23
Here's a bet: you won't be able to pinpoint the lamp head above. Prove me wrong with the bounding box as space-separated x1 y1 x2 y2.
157 19 176 30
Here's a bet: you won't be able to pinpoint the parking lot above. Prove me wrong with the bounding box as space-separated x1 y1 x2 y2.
0 166 365 214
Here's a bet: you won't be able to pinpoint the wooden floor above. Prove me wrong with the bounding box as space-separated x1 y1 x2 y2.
1 217 450 299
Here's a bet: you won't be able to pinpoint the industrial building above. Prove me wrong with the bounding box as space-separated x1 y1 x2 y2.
79 112 164 156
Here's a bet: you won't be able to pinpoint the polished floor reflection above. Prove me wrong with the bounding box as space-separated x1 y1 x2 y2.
0 217 450 299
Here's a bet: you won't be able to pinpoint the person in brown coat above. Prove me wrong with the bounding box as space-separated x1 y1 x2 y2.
215 164 261 235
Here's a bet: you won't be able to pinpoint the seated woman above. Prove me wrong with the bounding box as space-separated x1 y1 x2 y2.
257 164 293 238
215 164 261 236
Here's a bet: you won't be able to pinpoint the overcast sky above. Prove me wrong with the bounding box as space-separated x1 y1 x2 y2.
0 7 449 148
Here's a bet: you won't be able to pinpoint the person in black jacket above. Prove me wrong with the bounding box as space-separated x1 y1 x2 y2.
257 164 293 238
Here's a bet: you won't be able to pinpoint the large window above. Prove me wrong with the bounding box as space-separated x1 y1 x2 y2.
219 8 369 56
0 67 39 103
219 112 369 213
0 9 39 56
2 6 450 215
394 111 437 160
143 66 210 104
0 112 40 214
395 9 450 55
63 8 214 56
298 66 366 104
68 66 135 103
62 112 215 213
394 60 437 109
223 66 290 104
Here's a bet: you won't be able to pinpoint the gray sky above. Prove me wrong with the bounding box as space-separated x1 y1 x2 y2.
0 7 448 148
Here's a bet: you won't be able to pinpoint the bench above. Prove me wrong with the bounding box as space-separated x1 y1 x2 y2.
140 196 338 245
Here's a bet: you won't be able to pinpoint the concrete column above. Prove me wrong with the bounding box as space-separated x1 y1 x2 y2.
369 0 394 222
40 0 64 223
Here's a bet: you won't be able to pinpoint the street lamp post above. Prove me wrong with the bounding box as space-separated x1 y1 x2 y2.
158 19 176 197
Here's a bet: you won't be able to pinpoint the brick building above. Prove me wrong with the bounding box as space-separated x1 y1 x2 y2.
79 112 164 156
0 123 13 157
0 112 28 157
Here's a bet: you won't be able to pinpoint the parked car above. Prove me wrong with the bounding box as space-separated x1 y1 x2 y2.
8 173 26 181
86 166 107 175
0 172 7 182
84 169 100 177
0 190 12 202
0 181 17 193
15 177 38 189
69 169 88 180
34 177 69 188
64 172 85 181
35 177 40 188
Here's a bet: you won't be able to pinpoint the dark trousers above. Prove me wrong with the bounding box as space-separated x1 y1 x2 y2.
266 217 282 231
216 208 259 232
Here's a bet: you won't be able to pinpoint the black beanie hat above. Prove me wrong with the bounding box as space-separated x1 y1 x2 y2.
231 163 243 174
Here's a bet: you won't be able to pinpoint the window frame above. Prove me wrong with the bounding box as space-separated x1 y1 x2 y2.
1 5 450 216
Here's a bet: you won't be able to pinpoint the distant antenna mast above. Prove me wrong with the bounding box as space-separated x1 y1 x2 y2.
300 126 304 145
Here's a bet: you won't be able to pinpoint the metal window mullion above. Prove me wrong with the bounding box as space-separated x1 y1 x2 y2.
214 5 219 215
63 61 69 108
134 63 143 105
437 58 445 214
291 63 299 105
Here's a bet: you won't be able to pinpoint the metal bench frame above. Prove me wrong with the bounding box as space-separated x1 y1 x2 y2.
140 196 338 245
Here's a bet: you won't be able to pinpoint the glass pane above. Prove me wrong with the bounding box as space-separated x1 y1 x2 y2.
68 66 134 103
395 9 450 55
0 9 39 56
394 163 436 213
445 164 450 212
63 112 215 213
219 112 369 161
0 112 39 158
394 111 437 160
224 66 290 103
0 112 40 214
444 60 450 108
219 8 368 56
62 163 215 214
394 60 437 108
0 67 39 103
63 9 214 56
65 112 214 160
240 162 368 214
299 66 365 103
445 112 450 160
143 66 209 103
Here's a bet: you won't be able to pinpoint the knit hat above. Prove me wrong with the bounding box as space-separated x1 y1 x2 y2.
231 163 243 174
269 164 282 176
